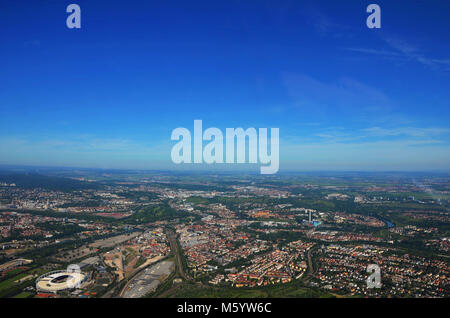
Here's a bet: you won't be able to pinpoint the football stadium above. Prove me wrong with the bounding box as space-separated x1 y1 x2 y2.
35 270 87 294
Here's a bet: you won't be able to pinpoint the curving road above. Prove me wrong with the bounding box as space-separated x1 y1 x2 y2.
166 229 191 281
304 247 317 282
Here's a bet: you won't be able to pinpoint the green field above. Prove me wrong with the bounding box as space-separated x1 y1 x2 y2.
13 292 33 298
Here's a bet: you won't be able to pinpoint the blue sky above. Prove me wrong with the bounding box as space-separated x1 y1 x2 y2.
1 0 450 171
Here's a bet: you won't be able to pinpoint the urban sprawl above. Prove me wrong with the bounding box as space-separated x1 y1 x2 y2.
0 172 448 298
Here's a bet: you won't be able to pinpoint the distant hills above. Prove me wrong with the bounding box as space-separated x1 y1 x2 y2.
0 172 101 191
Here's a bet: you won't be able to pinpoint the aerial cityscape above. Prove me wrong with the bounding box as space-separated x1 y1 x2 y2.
0 0 449 305
0 170 448 298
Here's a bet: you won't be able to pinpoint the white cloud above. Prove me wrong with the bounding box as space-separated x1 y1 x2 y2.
344 37 450 71
362 126 450 138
